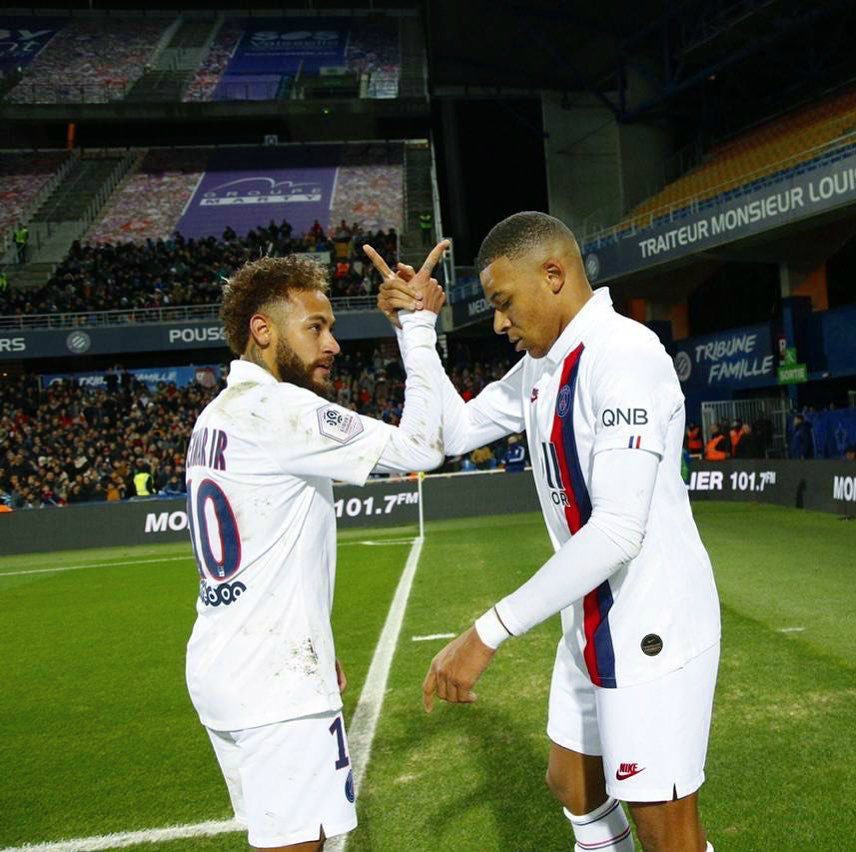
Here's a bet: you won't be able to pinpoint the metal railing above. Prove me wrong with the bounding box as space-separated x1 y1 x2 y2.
5 80 132 105
0 296 378 331
583 122 856 247
0 150 77 261
700 398 788 459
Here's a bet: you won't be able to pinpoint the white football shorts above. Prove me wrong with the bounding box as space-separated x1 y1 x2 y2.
547 640 719 802
206 709 357 848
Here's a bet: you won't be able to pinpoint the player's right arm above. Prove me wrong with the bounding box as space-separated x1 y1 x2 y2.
369 257 526 456
265 243 450 484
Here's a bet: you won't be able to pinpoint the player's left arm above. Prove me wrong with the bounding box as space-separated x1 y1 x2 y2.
423 338 678 710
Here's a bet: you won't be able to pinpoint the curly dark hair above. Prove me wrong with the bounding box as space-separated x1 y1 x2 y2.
220 255 330 356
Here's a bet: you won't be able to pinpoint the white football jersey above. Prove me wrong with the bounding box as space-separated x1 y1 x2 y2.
184 359 390 731
466 288 720 687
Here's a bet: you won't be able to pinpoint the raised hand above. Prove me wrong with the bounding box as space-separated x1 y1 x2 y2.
364 240 449 326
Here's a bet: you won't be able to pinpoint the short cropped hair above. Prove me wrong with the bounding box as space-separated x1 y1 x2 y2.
476 211 576 272
220 255 329 356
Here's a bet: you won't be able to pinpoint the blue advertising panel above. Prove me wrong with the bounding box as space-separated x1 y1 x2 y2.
41 365 221 390
225 20 349 76
670 323 776 391
0 311 393 361
0 18 62 72
583 146 856 283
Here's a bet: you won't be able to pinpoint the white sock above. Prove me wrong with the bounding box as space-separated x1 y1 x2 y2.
564 798 634 851
706 844 714 851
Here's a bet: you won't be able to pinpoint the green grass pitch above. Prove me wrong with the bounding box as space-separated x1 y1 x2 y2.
1 503 854 851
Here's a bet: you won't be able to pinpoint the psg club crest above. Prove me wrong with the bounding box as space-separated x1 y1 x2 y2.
557 385 572 418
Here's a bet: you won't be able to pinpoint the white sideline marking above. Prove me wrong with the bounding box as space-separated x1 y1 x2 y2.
777 627 806 633
412 632 455 642
2 537 425 852
0 539 414 579
0 818 242 852
0 556 194 578
326 535 425 852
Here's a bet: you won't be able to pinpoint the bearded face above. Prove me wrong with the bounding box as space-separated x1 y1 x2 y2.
275 336 335 399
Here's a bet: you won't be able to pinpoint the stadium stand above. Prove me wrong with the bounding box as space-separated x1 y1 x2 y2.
181 16 400 102
0 222 397 316
0 151 71 249
182 22 242 103
85 149 208 244
6 18 171 103
601 87 856 237
0 341 514 510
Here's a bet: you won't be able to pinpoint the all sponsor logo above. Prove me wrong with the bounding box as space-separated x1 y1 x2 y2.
199 580 247 607
584 252 600 281
467 297 491 318
167 326 227 346
66 331 91 354
640 634 663 656
615 762 645 781
144 510 188 533
0 336 26 353
833 475 856 502
673 351 692 382
601 407 648 427
201 176 323 206
540 441 571 508
317 404 364 444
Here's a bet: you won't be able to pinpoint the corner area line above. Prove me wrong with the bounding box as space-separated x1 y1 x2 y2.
0 818 242 852
326 535 425 852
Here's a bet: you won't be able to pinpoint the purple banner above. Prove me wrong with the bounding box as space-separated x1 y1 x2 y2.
0 18 62 72
177 165 337 239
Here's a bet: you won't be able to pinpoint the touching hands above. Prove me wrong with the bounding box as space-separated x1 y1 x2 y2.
363 240 449 326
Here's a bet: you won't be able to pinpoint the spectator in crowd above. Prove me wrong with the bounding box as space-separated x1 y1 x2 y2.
845 445 856 462
704 423 730 461
729 420 743 456
733 422 761 459
1 340 516 509
0 221 397 317
419 210 433 247
14 222 29 264
0 268 8 294
503 435 527 472
685 423 703 456
790 413 814 459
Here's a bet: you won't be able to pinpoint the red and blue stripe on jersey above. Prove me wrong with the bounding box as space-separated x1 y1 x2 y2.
551 343 617 688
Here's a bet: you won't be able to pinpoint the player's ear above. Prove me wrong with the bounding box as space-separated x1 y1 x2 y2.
248 312 272 348
543 259 565 294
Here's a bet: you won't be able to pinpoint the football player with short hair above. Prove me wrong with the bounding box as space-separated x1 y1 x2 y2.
371 213 720 852
185 243 448 852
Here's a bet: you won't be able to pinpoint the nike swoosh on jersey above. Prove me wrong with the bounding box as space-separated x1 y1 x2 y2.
615 765 646 781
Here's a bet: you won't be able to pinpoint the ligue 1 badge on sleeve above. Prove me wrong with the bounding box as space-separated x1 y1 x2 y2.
317 404 364 444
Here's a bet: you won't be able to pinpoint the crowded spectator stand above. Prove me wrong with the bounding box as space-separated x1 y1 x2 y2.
0 220 399 317
0 338 519 510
